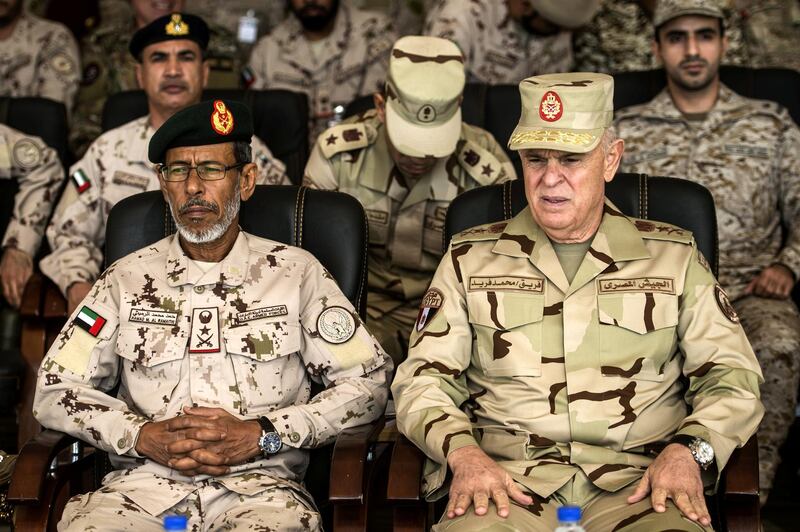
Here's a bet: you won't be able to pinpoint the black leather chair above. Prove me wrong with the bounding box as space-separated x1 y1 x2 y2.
9 186 380 531
0 97 70 168
381 173 759 532
101 90 310 184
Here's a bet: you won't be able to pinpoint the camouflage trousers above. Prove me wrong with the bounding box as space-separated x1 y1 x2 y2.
58 472 321 531
433 470 711 531
366 291 419 366
734 295 800 494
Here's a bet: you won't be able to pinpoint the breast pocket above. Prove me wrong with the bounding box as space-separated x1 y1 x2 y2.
467 292 544 377
597 293 679 382
423 203 448 256
224 319 303 414
115 324 186 416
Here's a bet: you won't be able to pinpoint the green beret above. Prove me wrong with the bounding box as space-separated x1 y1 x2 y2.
148 99 254 164
129 13 209 59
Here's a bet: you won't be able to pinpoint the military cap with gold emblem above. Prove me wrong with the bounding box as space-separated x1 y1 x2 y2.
129 12 210 59
653 0 724 27
384 36 465 158
148 99 253 164
508 72 613 154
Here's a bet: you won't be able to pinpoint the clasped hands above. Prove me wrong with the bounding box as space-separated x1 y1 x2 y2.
135 406 262 477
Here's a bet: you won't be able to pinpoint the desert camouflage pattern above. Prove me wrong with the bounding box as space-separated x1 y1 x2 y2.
303 110 516 361
247 1 397 140
69 17 246 157
423 0 573 85
616 85 800 491
392 203 763 502
34 231 391 528
40 116 289 297
0 124 63 257
735 0 800 71
187 0 289 37
0 12 80 115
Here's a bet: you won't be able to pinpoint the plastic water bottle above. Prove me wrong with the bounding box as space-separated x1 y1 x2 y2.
163 515 188 531
555 506 585 532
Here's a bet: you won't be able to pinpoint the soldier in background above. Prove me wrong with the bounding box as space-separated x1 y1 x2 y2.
423 0 600 84
70 0 245 157
41 13 289 314
615 0 800 501
393 72 763 530
248 0 397 141
0 0 80 115
734 0 800 71
0 124 64 308
303 36 516 364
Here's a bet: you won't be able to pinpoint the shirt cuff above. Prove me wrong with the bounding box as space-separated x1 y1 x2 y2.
265 406 311 449
2 222 41 257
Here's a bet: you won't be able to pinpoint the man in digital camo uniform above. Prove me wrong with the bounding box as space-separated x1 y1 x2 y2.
303 36 517 364
0 125 63 308
40 13 289 315
423 0 600 84
614 0 800 501
70 0 247 157
0 0 80 115
247 0 398 140
34 99 392 531
393 72 763 530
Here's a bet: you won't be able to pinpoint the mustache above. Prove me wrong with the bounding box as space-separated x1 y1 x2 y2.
680 56 708 67
178 198 219 215
159 79 188 90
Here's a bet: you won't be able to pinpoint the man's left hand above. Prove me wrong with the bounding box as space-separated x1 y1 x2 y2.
744 264 795 299
0 248 33 308
165 406 262 472
627 443 711 527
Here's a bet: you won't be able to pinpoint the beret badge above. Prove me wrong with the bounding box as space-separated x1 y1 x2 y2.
211 100 234 136
165 13 189 36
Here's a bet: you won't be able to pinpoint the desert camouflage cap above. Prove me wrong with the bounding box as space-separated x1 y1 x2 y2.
653 0 724 27
385 36 465 158
531 0 603 29
508 72 613 154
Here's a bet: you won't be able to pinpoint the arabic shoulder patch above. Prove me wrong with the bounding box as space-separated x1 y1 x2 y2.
416 288 445 332
74 306 107 337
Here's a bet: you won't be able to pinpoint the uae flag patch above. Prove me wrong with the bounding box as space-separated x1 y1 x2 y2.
71 169 91 193
74 306 107 337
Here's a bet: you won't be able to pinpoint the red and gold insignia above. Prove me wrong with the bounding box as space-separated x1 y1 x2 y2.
539 91 563 122
210 100 234 135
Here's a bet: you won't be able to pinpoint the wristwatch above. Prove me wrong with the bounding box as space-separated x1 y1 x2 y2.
257 416 282 456
669 434 715 470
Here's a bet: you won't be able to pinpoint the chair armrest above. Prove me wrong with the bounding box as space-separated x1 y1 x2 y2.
8 430 80 503
19 272 45 319
386 434 426 502
722 436 759 496
42 279 67 320
328 417 385 503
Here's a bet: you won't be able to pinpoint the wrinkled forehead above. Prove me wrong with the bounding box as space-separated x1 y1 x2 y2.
165 142 234 163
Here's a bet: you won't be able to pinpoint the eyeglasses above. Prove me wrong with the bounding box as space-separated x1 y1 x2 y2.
158 162 245 182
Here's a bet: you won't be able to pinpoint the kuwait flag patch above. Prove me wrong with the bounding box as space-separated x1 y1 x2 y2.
71 169 91 193
74 306 107 337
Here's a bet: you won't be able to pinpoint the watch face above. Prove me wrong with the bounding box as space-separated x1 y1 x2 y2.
692 439 715 465
265 432 282 454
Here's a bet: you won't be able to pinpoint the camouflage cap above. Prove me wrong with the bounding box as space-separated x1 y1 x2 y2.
508 73 613 154
148 99 253 163
129 13 210 59
531 0 603 29
653 0 724 27
385 36 465 158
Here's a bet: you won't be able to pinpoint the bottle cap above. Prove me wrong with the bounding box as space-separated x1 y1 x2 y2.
557 505 582 522
163 515 188 530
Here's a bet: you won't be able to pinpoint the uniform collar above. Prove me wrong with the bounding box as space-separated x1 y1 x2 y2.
637 83 746 122
165 229 250 288
493 200 650 294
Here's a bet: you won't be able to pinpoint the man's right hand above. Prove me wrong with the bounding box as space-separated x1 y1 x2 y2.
67 282 92 314
0 247 33 308
135 417 229 476
445 445 533 519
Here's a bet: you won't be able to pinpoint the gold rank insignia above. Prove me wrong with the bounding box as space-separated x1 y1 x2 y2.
165 14 189 36
211 100 234 135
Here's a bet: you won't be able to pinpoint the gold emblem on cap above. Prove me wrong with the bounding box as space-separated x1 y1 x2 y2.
211 100 234 135
165 14 189 36
539 91 563 122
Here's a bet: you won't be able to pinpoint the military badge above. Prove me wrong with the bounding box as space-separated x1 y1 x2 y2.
317 306 355 344
189 307 220 353
74 306 107 337
50 52 76 75
165 13 190 36
417 104 437 123
416 288 444 332
210 100 234 136
236 305 288 324
12 139 41 169
714 284 739 324
539 91 563 122
71 169 91 193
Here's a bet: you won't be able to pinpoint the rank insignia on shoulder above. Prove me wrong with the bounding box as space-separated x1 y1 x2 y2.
74 306 107 337
71 169 91 193
416 288 444 332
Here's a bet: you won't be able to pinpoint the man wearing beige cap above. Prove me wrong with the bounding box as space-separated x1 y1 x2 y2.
615 0 800 501
392 72 763 530
303 35 516 364
424 0 600 84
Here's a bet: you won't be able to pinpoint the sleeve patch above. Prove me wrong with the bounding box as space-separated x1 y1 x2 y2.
317 306 356 344
714 284 740 323
416 288 445 332
53 329 101 375
12 139 42 168
71 169 91 193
